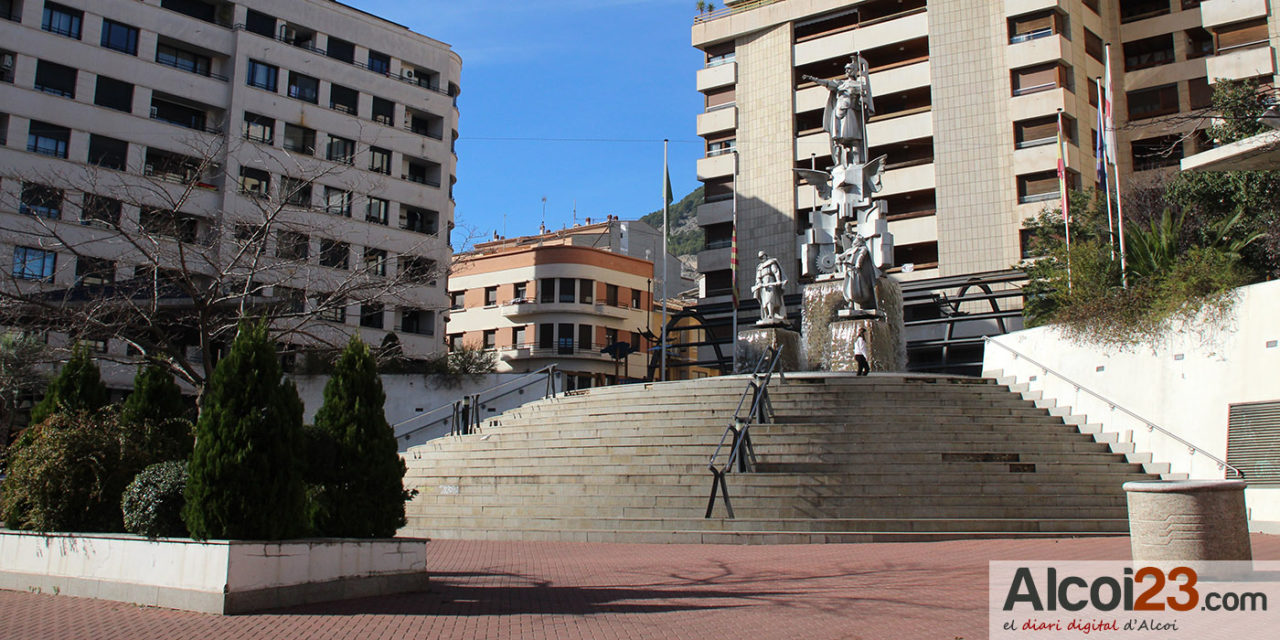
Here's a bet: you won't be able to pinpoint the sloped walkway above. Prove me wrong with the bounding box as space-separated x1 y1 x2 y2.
2 535 1277 640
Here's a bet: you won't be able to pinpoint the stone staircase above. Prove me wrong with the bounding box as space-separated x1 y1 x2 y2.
399 373 1159 544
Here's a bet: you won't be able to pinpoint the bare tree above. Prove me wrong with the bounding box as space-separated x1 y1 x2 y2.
0 133 451 393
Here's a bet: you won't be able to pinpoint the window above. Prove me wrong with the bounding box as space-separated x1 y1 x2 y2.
34 59 75 98
276 230 309 260
1017 170 1062 204
398 256 435 284
578 325 592 350
1216 18 1269 54
1011 62 1070 96
401 309 434 335
144 148 204 185
88 134 128 170
539 324 554 349
401 206 438 234
369 146 391 174
540 278 555 303
283 123 315 154
559 278 575 303
239 167 270 197
139 207 201 243
1007 10 1064 44
320 300 346 323
13 246 56 281
1013 115 1070 149
1120 0 1170 24
606 284 619 306
1132 135 1183 171
366 197 389 224
19 183 62 218
631 331 642 352
161 0 222 25
324 187 351 216
484 286 497 306
246 59 277 91
319 239 349 269
631 289 641 309
1124 34 1175 71
329 84 358 115
281 177 311 207
512 325 525 346
449 290 464 310
367 50 390 74
1084 28 1104 63
406 109 443 139
359 302 384 328
156 43 211 77
26 120 68 158
94 76 133 112
42 2 81 39
1189 77 1213 110
151 96 208 131
605 328 619 348
287 71 318 103
1127 84 1179 120
1186 28 1213 60
244 9 275 37
482 329 496 350
579 279 593 304
100 19 138 55
76 256 114 285
404 158 440 186
242 113 274 144
81 194 122 227
364 248 387 276
273 286 305 313
232 223 263 250
326 136 355 164
371 97 394 125
326 37 355 63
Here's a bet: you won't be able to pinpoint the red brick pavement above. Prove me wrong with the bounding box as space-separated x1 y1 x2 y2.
1 535 1277 640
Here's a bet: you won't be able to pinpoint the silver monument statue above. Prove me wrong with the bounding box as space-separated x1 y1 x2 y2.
752 251 788 326
796 54 893 283
838 227 879 315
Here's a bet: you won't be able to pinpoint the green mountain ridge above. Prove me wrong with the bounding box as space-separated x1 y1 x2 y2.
640 186 704 258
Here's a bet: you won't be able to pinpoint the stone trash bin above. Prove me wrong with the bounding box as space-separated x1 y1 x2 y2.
1123 479 1252 563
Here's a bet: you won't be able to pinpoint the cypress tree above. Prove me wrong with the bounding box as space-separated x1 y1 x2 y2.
311 336 410 538
29 345 110 426
182 323 306 540
120 363 194 466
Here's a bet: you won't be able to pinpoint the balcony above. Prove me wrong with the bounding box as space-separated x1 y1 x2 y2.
499 301 635 319
1206 45 1275 83
696 198 733 227
696 61 735 92
696 152 735 180
696 105 736 136
1201 0 1268 29
697 245 730 273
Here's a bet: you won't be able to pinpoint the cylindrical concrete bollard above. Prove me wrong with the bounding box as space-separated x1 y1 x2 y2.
1123 479 1251 563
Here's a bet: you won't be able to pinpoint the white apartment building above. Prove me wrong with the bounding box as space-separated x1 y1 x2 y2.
0 0 460 381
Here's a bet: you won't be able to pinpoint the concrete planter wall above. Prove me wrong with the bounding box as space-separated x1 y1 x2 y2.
0 530 428 614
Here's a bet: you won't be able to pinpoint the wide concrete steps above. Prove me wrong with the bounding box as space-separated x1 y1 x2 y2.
399 374 1155 544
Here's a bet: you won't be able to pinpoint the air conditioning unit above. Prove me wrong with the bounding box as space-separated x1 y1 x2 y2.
403 69 415 80
1 53 14 70
144 163 155 175
279 25 298 42
149 106 158 118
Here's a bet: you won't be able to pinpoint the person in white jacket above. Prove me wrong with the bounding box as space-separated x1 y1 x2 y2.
853 328 870 376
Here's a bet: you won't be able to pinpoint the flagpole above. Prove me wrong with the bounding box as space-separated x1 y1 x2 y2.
661 139 669 382
1057 109 1072 292
1096 77 1116 261
730 149 739 374
1103 43 1129 288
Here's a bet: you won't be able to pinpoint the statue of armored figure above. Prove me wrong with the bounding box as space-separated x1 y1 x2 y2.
803 56 873 167
837 228 880 316
752 251 788 326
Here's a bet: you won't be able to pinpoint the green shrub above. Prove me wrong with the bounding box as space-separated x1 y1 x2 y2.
0 410 131 532
310 337 412 538
120 363 194 465
29 345 110 426
121 461 189 538
183 323 306 540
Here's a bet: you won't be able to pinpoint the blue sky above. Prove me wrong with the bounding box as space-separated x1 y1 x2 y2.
345 0 707 248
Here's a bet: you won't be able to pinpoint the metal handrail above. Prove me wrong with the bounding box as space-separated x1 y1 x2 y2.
983 337 1244 478
693 0 783 24
705 346 784 518
393 364 559 441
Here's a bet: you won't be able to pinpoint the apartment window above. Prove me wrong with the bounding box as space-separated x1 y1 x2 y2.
1124 34 1175 71
631 289 641 309
371 97 394 125
512 324 525 346
705 86 735 109
19 183 62 218
324 187 351 216
1186 28 1213 60
156 43 211 76
13 246 56 281
1084 28 1104 63
404 158 440 186
319 239 349 269
273 286 305 314
281 177 311 206
449 290 464 310
242 113 274 144
326 136 355 164
26 120 68 158
1017 170 1061 204
239 167 270 197
246 59 277 91
140 207 201 243
558 278 575 303
328 84 359 115
161 0 222 24
399 256 435 284
232 223 264 251
359 302 384 329
367 50 390 74
364 248 387 277
1120 0 1170 24
287 71 318 103
100 19 138 55
369 146 391 174
1013 115 1072 149
513 282 527 301
283 123 315 154
76 256 114 286
144 148 204 185
244 8 274 37
557 324 573 354
1011 62 1070 96
1216 19 1269 54
539 324 554 349
406 109 443 139
1132 135 1183 171
42 2 81 39
540 278 555 303
606 284 619 306
1189 77 1213 110
401 206 438 234
151 96 208 131
366 197 389 225
1 49 13 84
320 301 346 323
578 279 594 304
1127 83 1179 120
81 194 122 227
707 137 736 156
34 59 75 98
326 37 354 63
94 76 133 112
605 328 619 348
482 329 496 350
276 230 309 260
479 286 496 307
87 134 128 170
401 309 434 335
1008 10 1064 44
631 332 642 352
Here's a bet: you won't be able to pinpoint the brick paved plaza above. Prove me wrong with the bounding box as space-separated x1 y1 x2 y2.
2 534 1276 640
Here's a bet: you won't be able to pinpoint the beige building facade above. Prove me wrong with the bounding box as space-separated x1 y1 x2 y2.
692 0 1278 301
0 0 460 381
